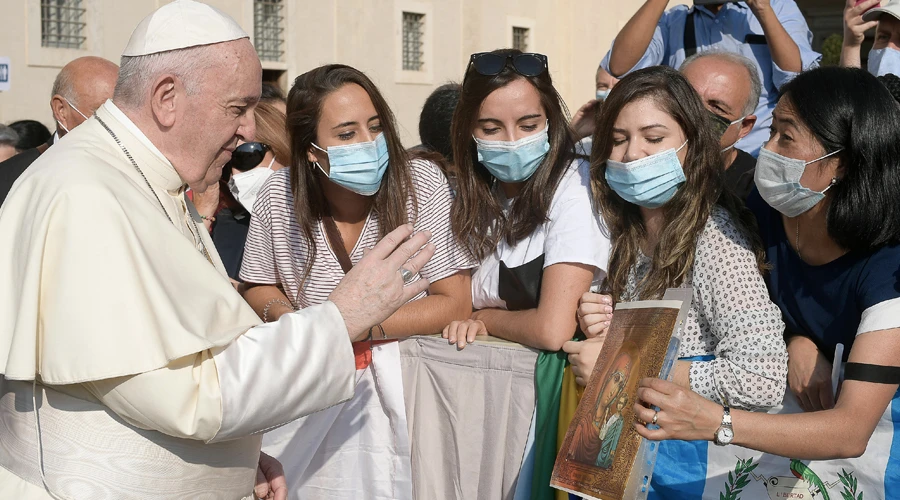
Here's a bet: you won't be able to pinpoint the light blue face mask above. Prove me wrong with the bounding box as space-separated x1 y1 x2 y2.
605 140 688 208
474 124 550 183
312 133 390 196
596 89 611 102
868 47 900 77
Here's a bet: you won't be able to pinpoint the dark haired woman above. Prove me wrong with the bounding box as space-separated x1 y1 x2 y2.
633 68 900 499
571 65 787 497
239 65 476 500
441 49 610 500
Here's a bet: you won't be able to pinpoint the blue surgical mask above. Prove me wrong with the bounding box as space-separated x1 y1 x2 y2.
868 47 900 77
596 89 610 102
312 133 390 196
754 147 842 217
605 140 688 208
474 123 550 183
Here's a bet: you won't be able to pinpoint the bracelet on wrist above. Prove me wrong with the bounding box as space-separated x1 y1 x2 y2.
262 298 294 323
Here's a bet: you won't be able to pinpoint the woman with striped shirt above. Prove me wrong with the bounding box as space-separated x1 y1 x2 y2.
239 65 476 500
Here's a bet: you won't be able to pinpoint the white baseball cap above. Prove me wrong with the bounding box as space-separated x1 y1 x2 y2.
122 0 249 57
863 0 900 23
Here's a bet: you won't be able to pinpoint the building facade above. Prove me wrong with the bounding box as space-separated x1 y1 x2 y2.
0 0 690 146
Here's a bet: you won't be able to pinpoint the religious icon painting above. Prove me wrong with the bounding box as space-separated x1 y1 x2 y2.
551 289 692 500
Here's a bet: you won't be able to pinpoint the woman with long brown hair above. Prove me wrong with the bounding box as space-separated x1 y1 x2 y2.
569 65 788 497
239 65 475 500
441 49 610 500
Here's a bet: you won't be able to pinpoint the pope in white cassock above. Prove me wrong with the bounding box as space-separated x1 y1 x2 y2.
0 1 436 499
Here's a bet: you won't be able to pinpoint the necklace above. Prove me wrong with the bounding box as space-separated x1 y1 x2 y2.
95 115 214 265
795 219 802 262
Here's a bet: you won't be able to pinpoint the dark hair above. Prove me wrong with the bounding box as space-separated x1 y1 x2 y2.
451 48 578 261
419 82 461 162
261 82 286 103
780 67 900 251
9 120 51 151
286 64 416 285
591 66 765 301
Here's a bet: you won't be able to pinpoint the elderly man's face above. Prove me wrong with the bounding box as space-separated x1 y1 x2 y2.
178 39 261 192
682 57 753 152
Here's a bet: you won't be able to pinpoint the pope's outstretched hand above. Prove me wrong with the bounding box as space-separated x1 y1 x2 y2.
329 224 435 340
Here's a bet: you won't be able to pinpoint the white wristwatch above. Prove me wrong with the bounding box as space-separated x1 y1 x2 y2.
713 405 734 446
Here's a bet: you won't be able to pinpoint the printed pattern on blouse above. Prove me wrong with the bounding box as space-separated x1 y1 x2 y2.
240 158 477 309
624 206 788 410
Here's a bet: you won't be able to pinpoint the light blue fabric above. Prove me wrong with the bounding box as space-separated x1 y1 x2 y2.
648 355 715 500
600 0 821 157
887 389 900 492
868 47 900 77
475 126 550 183
513 409 538 500
313 133 389 195
605 142 687 208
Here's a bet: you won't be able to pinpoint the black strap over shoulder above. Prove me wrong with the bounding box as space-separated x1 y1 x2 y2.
684 10 698 59
844 362 900 385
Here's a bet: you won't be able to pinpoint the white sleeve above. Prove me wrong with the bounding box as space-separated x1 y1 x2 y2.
82 301 355 443
544 159 610 272
857 297 900 336
211 301 356 442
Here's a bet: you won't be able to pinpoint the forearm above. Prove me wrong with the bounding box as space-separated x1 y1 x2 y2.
382 293 470 337
731 406 868 459
755 5 803 72
608 0 668 76
474 307 575 351
82 302 356 443
242 283 293 322
840 42 862 68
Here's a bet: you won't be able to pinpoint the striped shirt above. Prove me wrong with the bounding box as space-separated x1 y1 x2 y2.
240 158 476 309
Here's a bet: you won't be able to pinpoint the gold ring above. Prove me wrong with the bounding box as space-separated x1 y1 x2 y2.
651 411 659 426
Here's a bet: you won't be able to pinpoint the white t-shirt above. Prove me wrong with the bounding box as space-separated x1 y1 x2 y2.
471 158 610 310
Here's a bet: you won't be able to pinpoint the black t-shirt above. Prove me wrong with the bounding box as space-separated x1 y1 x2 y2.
0 147 42 206
211 206 251 281
724 148 756 201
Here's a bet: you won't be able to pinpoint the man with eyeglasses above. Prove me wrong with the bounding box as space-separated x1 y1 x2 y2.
0 56 118 206
600 0 820 157
681 51 762 200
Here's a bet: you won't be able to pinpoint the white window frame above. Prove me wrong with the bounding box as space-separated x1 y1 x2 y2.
394 1 433 85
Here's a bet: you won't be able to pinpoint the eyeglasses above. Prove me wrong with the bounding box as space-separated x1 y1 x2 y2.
226 142 269 172
466 52 549 79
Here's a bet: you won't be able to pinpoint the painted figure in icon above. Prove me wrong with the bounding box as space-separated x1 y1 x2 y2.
567 350 635 468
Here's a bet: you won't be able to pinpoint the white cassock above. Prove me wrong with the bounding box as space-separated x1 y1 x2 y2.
0 100 356 499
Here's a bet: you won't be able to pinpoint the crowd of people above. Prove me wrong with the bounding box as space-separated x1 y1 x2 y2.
1 0 900 499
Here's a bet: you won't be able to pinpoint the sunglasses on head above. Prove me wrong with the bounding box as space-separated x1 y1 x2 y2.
466 52 549 79
226 142 269 172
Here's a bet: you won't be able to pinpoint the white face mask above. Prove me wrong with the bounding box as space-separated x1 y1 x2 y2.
228 156 275 214
56 97 90 134
754 147 842 217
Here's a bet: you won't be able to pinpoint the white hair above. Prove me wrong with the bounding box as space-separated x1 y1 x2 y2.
0 124 18 147
680 51 763 117
50 67 75 103
113 44 220 109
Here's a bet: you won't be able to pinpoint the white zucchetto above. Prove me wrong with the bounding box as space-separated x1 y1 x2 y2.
122 0 249 57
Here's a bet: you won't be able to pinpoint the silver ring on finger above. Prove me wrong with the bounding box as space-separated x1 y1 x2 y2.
399 267 415 284
651 410 659 426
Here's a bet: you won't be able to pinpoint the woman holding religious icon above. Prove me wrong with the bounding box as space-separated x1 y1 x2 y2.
239 64 476 500
566 65 788 497
441 48 610 499
633 67 900 499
